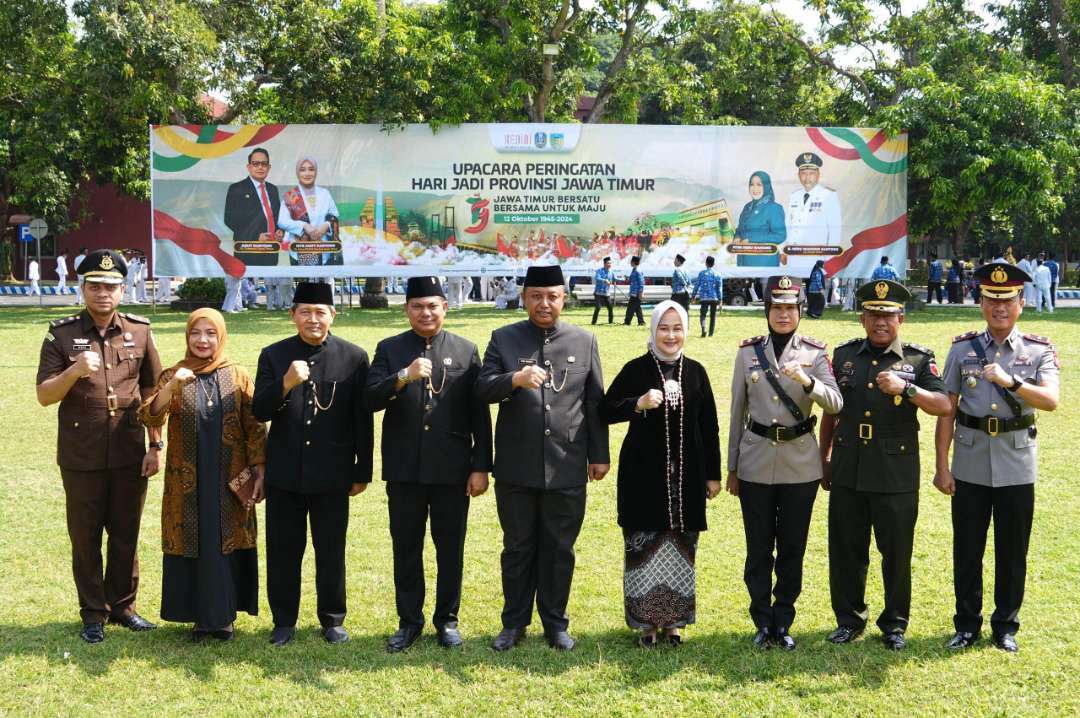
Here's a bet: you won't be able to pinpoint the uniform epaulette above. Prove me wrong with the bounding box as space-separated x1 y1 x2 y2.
903 342 933 355
49 315 78 328
1022 333 1051 345
800 335 826 349
952 330 980 344
740 335 764 347
836 337 861 349
120 312 150 324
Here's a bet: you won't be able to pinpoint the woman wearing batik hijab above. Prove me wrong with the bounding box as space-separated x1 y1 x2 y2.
277 155 342 266
602 300 722 647
140 309 267 641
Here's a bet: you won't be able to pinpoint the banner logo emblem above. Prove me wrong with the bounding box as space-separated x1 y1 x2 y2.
465 196 490 234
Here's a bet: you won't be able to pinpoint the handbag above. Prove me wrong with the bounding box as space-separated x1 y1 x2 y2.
228 466 258 507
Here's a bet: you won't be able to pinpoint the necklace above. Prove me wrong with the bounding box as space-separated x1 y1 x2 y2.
549 366 569 393
651 353 685 530
428 368 447 395
312 380 337 415
197 372 217 408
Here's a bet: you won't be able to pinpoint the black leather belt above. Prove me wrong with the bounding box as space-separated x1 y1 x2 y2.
957 409 1035 437
842 420 919 441
747 415 817 443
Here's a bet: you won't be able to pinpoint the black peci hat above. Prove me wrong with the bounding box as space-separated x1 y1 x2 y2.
406 276 445 300
523 264 565 288
293 281 334 306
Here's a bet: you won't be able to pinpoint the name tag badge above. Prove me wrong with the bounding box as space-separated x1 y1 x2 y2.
123 341 136 347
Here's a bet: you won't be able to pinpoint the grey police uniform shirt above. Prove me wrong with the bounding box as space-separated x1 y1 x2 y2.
943 327 1059 487
727 333 843 483
476 319 609 489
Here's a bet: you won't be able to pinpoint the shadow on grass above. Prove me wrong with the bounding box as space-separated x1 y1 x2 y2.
0 621 963 694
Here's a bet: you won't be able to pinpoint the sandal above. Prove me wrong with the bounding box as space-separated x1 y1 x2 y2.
664 629 682 647
638 633 658 649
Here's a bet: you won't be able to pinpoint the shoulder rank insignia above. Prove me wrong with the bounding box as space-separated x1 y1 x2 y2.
740 335 764 347
952 330 980 344
903 342 933 355
121 312 151 324
800 335 826 349
49 315 78 328
836 337 861 349
1022 333 1051 345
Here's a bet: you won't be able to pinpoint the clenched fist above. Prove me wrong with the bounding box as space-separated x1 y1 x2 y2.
780 360 812 387
637 389 664 411
513 364 547 390
406 357 433 382
73 350 101 378
284 360 310 393
170 367 196 389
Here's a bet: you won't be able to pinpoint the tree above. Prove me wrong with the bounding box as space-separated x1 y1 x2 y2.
0 0 81 278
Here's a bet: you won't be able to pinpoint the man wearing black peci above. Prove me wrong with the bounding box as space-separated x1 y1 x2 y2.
365 276 492 652
252 281 374 646
224 147 282 267
477 264 610 652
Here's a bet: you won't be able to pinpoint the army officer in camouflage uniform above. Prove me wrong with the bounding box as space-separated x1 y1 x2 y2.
726 275 843 650
934 262 1059 653
819 279 951 650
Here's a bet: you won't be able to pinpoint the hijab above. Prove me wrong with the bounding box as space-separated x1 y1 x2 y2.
295 155 319 190
172 308 234 376
648 299 689 362
749 170 776 207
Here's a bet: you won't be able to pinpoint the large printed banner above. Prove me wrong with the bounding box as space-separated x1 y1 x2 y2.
151 124 908 279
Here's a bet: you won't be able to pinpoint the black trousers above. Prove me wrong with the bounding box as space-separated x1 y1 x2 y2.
494 481 586 633
61 465 148 624
738 479 819 630
828 485 918 633
699 300 718 336
623 296 644 325
952 479 1034 636
671 291 689 312
927 281 943 303
386 481 470 630
265 484 349 628
807 292 826 318
1050 281 1057 308
591 294 613 324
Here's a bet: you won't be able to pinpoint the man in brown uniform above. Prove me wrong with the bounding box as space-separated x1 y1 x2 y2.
36 250 163 643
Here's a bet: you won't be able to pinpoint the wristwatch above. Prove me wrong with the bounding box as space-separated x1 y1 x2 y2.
148 441 165 450
902 381 917 399
1007 375 1023 392
397 367 411 383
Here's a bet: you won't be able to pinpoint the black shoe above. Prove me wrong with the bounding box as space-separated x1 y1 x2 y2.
437 624 463 649
113 613 157 632
80 622 104 644
387 625 422 653
826 626 863 644
752 627 772 649
638 632 658 649
773 627 797 651
270 625 296 647
946 631 979 650
665 631 682 647
882 631 907 651
322 626 349 644
545 630 576 651
492 627 526 652
700 330 707 338
994 633 1019 653
211 629 235 642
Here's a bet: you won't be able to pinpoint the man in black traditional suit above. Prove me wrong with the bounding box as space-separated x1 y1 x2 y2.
224 147 282 267
252 281 374 646
365 276 492 652
477 264 610 651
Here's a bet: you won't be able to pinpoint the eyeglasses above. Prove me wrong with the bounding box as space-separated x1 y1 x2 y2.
249 161 270 167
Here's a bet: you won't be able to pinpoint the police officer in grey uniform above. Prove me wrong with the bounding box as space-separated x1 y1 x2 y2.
726 275 843 650
477 264 610 652
365 276 492 652
819 279 951 650
934 262 1060 653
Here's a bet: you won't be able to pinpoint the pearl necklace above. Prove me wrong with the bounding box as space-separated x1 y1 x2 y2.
651 352 685 530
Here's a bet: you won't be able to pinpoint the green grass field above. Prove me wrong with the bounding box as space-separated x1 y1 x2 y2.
1 302 1077 716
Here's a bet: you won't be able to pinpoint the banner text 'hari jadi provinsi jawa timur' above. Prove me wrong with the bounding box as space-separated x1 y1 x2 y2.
150 124 908 280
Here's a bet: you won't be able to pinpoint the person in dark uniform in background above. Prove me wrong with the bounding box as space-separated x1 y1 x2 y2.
224 147 283 267
726 276 843 650
252 281 374 647
623 256 646 326
36 249 163 643
365 276 492 652
670 254 691 312
934 262 1060 653
819 279 951 650
477 264 610 652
